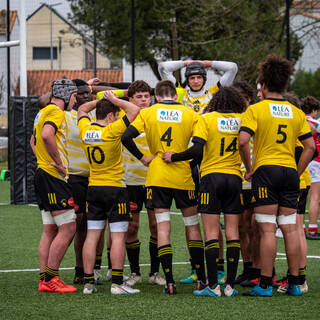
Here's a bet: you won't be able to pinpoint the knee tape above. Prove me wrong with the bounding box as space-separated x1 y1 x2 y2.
183 214 199 226
87 220 106 230
255 213 276 224
109 221 129 232
41 210 54 225
277 213 297 225
53 209 76 226
155 211 170 223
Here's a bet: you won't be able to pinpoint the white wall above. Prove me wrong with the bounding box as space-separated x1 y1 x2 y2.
123 59 221 89
291 13 320 72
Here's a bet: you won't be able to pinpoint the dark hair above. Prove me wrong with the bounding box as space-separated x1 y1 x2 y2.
96 98 120 120
155 80 177 98
258 54 293 93
232 81 254 103
205 87 247 113
300 96 320 115
128 80 152 97
283 92 301 108
72 79 88 87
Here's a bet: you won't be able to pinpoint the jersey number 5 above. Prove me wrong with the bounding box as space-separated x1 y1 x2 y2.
276 124 287 144
87 146 105 164
160 127 173 146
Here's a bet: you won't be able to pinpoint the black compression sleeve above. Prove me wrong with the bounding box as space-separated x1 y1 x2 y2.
121 126 144 160
171 141 204 162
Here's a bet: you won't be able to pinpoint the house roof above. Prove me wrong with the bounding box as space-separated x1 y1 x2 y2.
292 1 320 9
27 4 90 44
15 69 123 96
0 10 18 35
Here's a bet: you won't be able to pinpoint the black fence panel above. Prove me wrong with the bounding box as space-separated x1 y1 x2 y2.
9 96 38 204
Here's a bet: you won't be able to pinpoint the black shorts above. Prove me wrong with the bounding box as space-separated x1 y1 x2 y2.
86 186 131 223
68 174 89 214
297 186 310 215
126 185 154 213
252 165 299 209
145 186 197 209
242 189 255 209
198 173 243 215
34 168 74 212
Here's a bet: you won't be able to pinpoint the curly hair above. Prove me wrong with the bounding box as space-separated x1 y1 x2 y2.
258 54 293 93
283 92 301 108
300 96 320 115
204 86 247 114
232 81 254 104
128 80 152 98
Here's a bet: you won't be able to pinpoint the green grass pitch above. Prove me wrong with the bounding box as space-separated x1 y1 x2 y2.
0 180 319 320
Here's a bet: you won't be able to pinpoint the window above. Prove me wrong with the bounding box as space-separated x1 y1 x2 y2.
33 47 57 60
85 49 93 69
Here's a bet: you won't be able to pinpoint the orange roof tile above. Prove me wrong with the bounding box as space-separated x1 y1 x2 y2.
292 0 320 9
0 10 18 34
15 69 123 96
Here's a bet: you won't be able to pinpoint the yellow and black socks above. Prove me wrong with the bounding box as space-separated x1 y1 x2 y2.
126 240 141 275
188 240 206 283
40 272 45 281
45 266 59 282
205 239 219 287
94 254 102 270
158 244 174 284
149 237 160 276
299 267 306 285
75 266 84 278
84 273 94 284
112 269 124 285
226 240 240 286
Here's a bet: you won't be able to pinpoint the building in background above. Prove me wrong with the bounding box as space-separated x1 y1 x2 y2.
27 4 110 70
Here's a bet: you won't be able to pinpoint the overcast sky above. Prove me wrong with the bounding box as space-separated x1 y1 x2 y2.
0 0 71 19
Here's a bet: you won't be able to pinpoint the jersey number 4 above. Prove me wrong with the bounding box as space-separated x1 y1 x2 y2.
220 137 237 156
161 127 173 146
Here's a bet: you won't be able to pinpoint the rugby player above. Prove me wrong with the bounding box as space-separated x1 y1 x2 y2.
78 91 140 294
163 86 247 297
121 80 166 286
301 96 320 240
239 54 315 297
159 59 238 284
121 80 206 295
31 78 78 293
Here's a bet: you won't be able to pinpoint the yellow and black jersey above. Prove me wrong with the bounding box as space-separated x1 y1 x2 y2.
78 115 129 187
65 109 95 177
33 104 68 181
240 98 312 172
176 85 219 114
194 111 242 178
130 101 199 190
122 132 152 185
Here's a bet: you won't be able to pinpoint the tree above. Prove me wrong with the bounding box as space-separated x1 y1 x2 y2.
291 69 320 99
67 0 303 83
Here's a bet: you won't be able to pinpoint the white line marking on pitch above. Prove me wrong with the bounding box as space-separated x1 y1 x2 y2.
1 255 319 273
